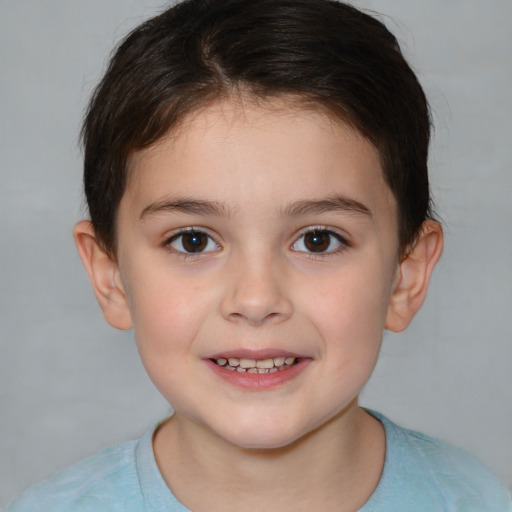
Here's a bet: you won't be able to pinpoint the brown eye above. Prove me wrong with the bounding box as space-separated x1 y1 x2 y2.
292 229 346 254
304 231 331 252
169 230 218 254
182 232 207 252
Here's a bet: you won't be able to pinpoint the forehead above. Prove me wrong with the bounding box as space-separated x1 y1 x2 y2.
123 97 396 226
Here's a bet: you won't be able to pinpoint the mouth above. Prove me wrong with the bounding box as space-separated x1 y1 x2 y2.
206 351 310 389
209 356 299 374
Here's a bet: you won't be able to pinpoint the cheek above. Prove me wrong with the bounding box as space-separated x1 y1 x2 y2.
125 279 207 402
124 267 207 359
303 260 392 356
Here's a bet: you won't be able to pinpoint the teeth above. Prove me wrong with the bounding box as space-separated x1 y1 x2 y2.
256 358 274 369
215 355 299 372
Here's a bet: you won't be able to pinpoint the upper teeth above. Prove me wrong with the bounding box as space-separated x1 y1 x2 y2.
214 356 296 372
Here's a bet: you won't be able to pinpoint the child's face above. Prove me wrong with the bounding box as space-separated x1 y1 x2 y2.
114 98 401 449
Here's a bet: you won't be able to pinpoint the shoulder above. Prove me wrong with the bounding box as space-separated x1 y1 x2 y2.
369 411 512 511
5 439 143 512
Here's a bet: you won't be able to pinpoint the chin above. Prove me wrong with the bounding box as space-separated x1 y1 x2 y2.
224 431 301 451
213 415 312 451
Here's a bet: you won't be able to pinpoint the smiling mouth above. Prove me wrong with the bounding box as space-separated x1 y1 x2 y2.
210 356 299 374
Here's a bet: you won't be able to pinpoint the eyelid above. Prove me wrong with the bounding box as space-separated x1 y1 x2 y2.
291 226 350 255
164 227 221 255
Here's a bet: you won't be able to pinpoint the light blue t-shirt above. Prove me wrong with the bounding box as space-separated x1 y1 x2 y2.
6 412 511 511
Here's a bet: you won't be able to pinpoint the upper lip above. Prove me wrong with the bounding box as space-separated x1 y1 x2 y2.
207 349 307 360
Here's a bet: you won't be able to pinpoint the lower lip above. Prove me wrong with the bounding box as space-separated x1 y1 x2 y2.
205 358 311 390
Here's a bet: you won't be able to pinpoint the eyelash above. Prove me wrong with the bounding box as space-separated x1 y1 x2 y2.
163 226 350 258
291 227 350 258
164 228 220 258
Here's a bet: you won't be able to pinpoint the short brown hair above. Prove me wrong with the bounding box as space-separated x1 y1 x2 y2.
82 0 433 256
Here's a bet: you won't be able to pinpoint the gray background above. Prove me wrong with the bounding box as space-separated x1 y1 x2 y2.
1 0 511 507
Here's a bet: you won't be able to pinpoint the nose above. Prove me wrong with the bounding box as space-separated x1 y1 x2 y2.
219 251 293 326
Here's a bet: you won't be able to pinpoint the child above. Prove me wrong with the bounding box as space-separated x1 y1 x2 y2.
6 0 511 510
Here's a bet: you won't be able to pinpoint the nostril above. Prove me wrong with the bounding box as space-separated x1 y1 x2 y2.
219 269 294 325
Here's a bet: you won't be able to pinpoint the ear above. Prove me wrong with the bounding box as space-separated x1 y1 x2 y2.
73 220 132 330
385 220 443 332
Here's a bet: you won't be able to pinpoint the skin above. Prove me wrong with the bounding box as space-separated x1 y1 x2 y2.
75 97 443 512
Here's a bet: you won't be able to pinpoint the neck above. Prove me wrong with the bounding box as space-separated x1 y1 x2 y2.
153 403 385 512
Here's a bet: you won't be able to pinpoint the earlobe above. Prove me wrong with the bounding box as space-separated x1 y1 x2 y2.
73 220 133 330
385 220 443 332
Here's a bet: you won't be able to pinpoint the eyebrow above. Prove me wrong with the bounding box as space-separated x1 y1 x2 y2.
139 198 229 220
139 194 372 221
281 195 373 218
